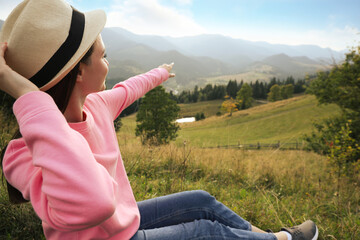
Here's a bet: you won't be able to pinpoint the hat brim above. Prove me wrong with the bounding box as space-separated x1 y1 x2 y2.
40 9 106 91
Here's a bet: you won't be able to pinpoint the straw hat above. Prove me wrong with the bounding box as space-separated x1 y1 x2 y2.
0 0 106 91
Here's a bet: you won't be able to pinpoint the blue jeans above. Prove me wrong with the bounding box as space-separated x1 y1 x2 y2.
130 190 277 240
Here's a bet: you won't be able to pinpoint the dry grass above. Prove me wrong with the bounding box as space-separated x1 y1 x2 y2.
119 137 360 239
0 95 357 239
1 127 359 239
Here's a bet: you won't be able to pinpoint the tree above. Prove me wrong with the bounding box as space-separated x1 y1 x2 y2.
285 76 295 85
135 86 180 145
226 80 238 98
236 83 253 109
252 80 261 99
267 84 282 102
192 85 199 103
221 95 238 116
195 112 205 121
267 77 278 92
259 82 267 99
280 84 294 99
305 46 360 179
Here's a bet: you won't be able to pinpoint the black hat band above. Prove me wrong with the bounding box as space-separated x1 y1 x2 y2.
29 8 85 88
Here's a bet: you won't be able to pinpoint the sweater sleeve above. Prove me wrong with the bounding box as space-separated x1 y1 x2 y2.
95 67 169 120
5 91 117 231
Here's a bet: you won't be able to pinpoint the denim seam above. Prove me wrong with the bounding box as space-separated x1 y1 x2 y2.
140 207 251 230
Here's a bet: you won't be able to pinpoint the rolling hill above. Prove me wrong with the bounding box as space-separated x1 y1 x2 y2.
175 95 340 147
120 94 341 148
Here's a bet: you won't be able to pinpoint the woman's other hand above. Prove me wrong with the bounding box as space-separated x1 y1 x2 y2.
159 62 175 78
0 42 39 99
0 42 11 82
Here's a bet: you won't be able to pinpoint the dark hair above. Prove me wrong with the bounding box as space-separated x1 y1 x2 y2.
1 45 94 204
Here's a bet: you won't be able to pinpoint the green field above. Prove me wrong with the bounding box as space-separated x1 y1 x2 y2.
176 95 341 147
1 94 358 240
178 99 224 118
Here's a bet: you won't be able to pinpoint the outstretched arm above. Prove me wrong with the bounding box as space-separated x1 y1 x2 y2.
94 62 176 120
0 42 39 99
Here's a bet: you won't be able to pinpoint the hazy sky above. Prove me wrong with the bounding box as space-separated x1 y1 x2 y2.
1 0 359 51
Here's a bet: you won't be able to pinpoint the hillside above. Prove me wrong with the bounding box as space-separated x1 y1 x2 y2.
203 54 331 85
120 94 340 148
261 54 330 75
175 95 340 147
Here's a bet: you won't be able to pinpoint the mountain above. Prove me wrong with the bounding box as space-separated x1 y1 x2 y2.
102 28 230 90
102 27 341 90
200 53 331 87
106 28 345 62
260 53 329 77
0 22 343 90
101 29 261 72
105 27 179 52
249 41 345 61
0 20 4 30
104 29 345 64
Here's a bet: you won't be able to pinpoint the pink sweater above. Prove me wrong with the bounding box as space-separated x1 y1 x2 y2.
3 68 169 240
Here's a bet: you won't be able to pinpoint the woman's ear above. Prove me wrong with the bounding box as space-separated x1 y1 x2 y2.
77 63 85 83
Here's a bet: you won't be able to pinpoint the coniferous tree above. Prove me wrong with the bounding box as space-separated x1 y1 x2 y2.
259 82 267 99
253 80 261 99
135 86 180 145
236 83 253 109
226 80 238 98
192 85 199 103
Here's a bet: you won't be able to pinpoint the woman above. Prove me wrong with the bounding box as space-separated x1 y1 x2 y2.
0 0 318 239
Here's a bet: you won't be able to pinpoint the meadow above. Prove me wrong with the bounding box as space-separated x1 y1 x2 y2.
1 94 359 239
176 95 341 147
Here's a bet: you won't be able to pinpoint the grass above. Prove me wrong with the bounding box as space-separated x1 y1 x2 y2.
119 139 360 239
178 99 224 118
176 95 341 147
0 110 44 240
1 94 358 239
178 99 267 119
0 191 44 240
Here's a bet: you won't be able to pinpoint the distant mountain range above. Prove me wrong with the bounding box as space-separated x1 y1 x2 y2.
100 27 344 90
0 19 346 91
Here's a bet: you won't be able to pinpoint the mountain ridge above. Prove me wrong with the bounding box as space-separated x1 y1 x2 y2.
0 20 342 90
101 27 338 90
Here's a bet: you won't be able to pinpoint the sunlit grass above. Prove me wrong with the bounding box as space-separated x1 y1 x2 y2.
176 95 341 147
119 137 360 239
1 94 357 240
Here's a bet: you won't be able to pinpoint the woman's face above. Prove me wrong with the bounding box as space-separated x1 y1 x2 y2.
80 35 109 94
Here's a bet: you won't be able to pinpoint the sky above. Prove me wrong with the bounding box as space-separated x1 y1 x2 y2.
1 0 359 51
